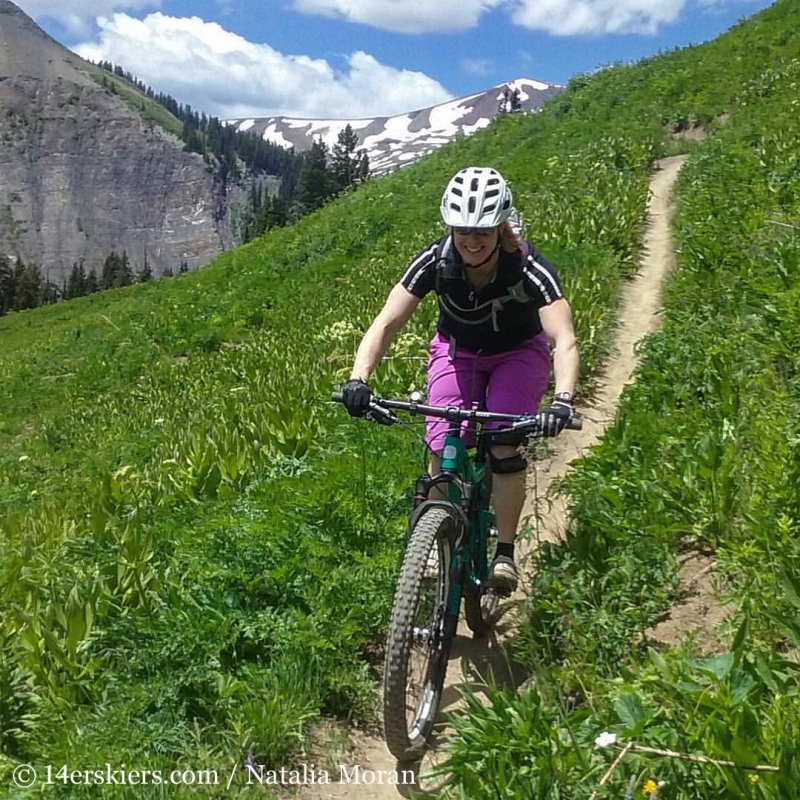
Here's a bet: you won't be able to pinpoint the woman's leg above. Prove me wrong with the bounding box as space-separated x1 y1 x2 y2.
483 336 551 591
424 334 489 452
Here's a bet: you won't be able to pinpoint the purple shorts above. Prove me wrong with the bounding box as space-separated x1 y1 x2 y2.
425 332 551 452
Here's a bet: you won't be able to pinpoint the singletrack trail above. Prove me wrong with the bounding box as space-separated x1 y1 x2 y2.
297 155 688 799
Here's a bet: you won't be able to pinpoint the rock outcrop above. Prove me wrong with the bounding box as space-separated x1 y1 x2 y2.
0 0 234 285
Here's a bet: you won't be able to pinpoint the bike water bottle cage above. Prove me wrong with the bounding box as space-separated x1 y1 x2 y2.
488 451 527 474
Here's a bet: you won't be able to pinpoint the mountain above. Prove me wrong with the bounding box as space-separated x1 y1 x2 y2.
225 78 563 174
0 0 235 287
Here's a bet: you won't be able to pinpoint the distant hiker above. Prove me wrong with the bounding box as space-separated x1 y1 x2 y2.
341 166 579 592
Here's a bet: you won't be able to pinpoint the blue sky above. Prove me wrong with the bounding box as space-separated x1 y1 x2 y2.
16 0 774 120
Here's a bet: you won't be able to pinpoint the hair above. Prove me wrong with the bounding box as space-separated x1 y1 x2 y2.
498 220 523 254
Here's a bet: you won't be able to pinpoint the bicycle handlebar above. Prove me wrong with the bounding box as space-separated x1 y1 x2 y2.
331 392 583 432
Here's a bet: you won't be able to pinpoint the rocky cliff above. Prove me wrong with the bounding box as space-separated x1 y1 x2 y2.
0 0 234 286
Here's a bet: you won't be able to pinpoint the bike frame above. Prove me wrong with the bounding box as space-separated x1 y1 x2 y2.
427 428 494 618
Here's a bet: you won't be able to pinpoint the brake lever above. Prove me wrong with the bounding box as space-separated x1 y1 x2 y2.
365 403 399 426
512 414 541 434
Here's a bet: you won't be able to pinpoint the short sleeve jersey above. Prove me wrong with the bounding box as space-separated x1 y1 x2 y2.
400 236 564 354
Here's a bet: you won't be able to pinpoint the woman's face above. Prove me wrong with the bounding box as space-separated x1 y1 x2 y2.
452 226 499 268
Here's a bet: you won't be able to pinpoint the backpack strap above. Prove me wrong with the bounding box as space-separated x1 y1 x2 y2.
505 240 531 303
434 235 453 296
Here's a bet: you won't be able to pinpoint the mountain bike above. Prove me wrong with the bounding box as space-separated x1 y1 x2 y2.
332 391 581 762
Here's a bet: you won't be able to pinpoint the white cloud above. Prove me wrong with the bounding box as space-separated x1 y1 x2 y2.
696 0 757 5
293 0 705 36
507 0 686 36
15 0 160 36
291 0 506 34
72 13 452 119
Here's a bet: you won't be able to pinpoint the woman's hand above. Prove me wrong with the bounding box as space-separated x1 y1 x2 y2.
341 379 373 417
539 398 573 436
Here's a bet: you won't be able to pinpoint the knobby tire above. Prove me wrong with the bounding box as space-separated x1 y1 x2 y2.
383 504 458 762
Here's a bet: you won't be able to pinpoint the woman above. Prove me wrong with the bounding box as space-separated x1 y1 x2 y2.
341 166 579 592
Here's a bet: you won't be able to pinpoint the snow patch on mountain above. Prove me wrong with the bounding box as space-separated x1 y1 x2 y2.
224 78 563 175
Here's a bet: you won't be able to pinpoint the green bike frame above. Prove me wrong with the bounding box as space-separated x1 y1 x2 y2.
439 432 494 616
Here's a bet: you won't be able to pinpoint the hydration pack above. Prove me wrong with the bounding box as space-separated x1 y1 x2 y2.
434 212 532 333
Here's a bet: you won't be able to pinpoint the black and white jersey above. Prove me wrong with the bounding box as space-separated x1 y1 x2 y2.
400 235 564 354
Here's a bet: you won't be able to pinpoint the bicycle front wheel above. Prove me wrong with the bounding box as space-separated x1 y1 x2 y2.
383 504 458 762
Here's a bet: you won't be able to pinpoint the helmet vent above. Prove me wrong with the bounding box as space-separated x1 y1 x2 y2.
440 166 513 228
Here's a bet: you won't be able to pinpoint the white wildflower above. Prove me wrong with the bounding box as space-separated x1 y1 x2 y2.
594 731 617 749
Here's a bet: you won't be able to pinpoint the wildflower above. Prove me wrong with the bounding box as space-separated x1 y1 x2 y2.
594 731 617 749
643 779 658 795
749 773 760 784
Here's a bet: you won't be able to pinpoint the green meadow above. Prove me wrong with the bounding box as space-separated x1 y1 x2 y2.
1 1 799 796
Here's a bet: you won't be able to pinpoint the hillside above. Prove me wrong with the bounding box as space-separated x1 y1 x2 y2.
1 0 799 796
225 77 563 174
0 0 234 287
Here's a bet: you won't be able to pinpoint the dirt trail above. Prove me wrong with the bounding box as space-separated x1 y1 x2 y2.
297 155 688 799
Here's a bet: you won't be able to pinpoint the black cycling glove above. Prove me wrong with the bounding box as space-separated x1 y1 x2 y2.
341 379 373 418
539 400 573 437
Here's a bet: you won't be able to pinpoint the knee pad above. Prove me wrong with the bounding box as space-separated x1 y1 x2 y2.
489 451 527 474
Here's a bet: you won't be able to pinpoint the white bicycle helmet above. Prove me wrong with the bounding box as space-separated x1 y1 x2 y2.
440 167 513 228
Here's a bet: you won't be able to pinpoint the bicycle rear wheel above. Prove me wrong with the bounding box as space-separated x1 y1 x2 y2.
464 562 501 636
383 504 458 761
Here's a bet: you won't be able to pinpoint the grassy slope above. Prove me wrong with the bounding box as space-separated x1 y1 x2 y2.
0 88 656 797
1 0 798 793
440 3 800 798
82 62 185 138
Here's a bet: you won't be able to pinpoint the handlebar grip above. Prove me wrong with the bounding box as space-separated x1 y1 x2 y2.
331 391 344 402
567 416 583 431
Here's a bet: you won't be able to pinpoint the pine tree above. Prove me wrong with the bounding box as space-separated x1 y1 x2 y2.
117 250 133 287
66 261 87 299
101 251 121 290
499 87 511 114
332 124 360 192
137 259 153 282
85 269 99 294
13 258 43 311
295 140 335 214
179 261 189 273
510 88 523 113
356 149 370 182
162 265 174 278
0 254 13 315
252 195 288 238
41 275 59 305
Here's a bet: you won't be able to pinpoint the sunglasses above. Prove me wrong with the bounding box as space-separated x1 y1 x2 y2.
453 226 496 237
